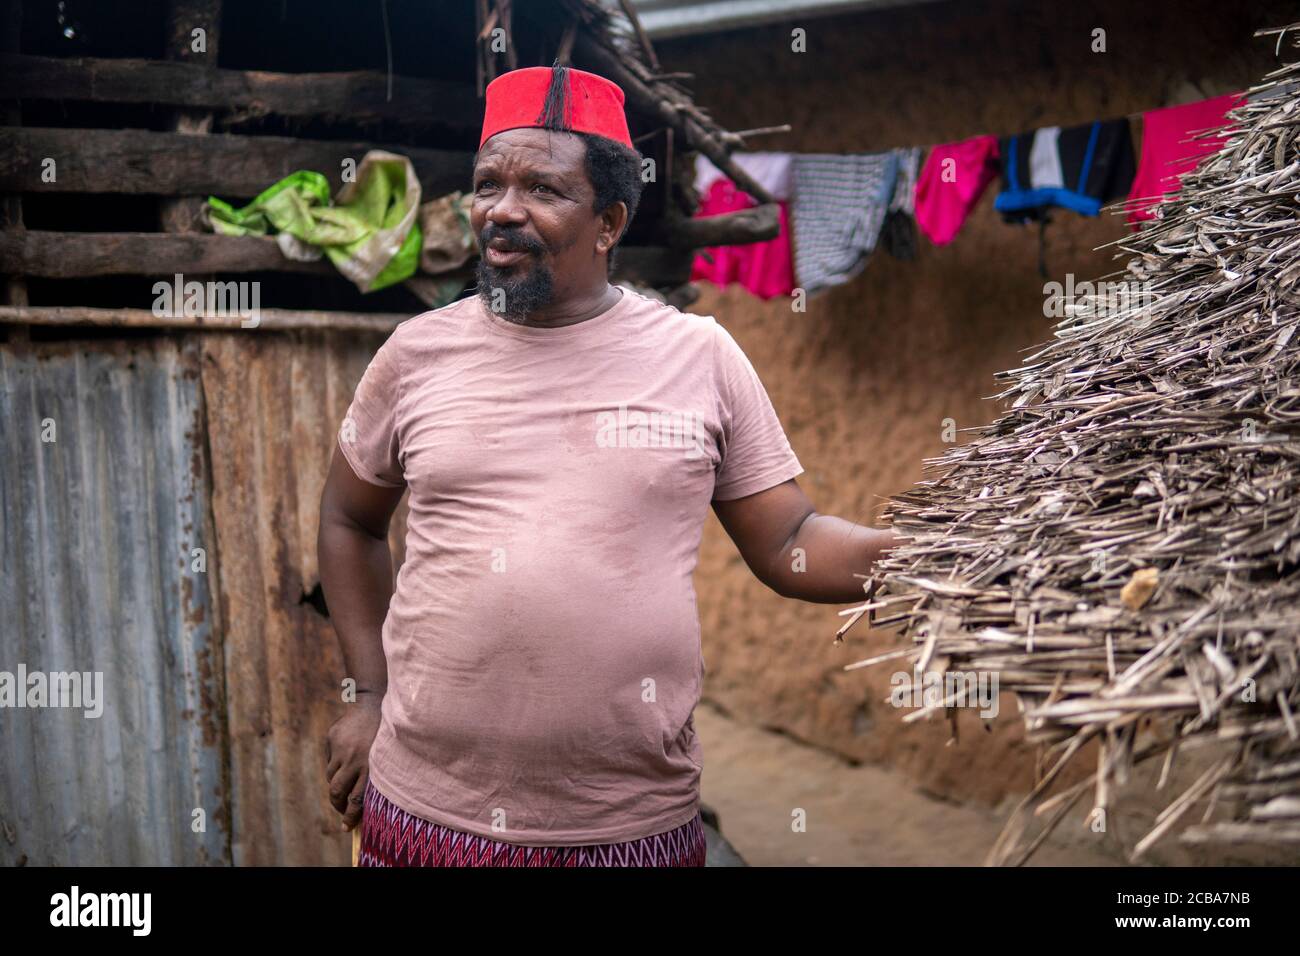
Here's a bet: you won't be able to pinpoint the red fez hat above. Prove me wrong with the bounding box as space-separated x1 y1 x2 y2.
479 65 633 150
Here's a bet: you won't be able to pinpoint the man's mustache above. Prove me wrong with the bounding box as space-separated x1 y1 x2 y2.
479 227 546 256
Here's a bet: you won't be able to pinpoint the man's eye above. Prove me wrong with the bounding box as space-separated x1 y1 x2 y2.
475 180 495 192
532 184 554 194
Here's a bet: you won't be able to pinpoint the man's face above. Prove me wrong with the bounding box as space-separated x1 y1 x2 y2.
470 127 614 322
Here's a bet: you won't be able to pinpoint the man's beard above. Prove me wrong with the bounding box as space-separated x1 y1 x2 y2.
475 256 556 324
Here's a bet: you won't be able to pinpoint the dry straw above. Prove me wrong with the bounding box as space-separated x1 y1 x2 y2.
843 27 1300 863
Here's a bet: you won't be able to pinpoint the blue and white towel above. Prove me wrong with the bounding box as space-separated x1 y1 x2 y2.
791 152 899 295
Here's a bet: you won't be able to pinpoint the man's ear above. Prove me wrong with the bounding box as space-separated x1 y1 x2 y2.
599 202 629 254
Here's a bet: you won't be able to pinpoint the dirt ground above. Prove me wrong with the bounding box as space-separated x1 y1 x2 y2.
695 700 1120 867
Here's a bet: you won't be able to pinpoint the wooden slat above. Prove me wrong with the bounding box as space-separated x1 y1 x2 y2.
0 227 694 290
0 54 481 131
0 230 338 277
0 230 692 313
0 305 406 332
0 127 473 199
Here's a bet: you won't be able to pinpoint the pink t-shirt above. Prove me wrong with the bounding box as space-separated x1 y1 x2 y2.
337 286 803 845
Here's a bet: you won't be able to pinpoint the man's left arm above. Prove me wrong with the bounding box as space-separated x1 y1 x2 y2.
712 477 902 604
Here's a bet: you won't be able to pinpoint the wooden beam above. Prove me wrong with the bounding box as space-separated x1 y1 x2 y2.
0 305 406 333
657 203 781 248
0 230 339 278
0 54 481 132
572 30 777 207
0 229 700 302
0 128 474 199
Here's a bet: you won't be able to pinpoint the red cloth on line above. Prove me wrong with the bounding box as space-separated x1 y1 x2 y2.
690 178 795 300
913 135 1001 246
1127 92 1245 226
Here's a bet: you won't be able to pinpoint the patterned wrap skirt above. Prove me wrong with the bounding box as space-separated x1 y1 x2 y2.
357 779 708 867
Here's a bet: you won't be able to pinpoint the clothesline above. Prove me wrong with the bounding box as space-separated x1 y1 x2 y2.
712 85 1253 183
691 89 1248 298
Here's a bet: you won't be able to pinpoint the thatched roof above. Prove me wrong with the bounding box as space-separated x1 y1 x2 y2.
845 26 1300 862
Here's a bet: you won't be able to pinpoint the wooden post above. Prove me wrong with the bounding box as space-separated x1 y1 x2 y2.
160 0 221 235
1 0 29 342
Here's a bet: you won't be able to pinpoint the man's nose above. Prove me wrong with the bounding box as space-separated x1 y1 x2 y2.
486 186 528 225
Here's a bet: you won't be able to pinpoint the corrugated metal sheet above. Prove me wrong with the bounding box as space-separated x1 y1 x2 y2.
0 328 407 866
200 329 406 865
0 339 229 865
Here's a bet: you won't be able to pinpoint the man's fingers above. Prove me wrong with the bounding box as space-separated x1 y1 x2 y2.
325 753 343 781
329 764 360 815
341 771 368 831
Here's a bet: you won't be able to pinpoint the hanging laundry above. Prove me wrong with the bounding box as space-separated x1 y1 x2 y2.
881 147 923 260
995 119 1135 222
694 152 793 202
790 152 898 294
690 176 795 300
1127 92 1244 225
914 135 1000 245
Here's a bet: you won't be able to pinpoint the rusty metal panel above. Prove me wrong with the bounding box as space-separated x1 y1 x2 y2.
0 339 229 865
201 328 403 865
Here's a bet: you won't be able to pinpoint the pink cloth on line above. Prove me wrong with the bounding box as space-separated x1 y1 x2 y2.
690 178 795 300
338 286 803 846
913 135 1000 246
1127 92 1244 225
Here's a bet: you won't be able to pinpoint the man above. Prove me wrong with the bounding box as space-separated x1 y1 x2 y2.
318 63 898 867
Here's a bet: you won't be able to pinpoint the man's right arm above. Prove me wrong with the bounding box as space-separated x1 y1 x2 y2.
317 445 406 831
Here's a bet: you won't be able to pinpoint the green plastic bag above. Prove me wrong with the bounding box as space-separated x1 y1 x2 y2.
207 152 423 293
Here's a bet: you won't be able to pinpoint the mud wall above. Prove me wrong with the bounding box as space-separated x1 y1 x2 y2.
666 0 1300 808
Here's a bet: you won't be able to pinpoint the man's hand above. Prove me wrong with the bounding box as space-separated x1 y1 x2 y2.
325 692 384 832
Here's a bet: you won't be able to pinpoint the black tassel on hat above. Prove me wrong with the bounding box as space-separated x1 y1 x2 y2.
536 60 573 133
